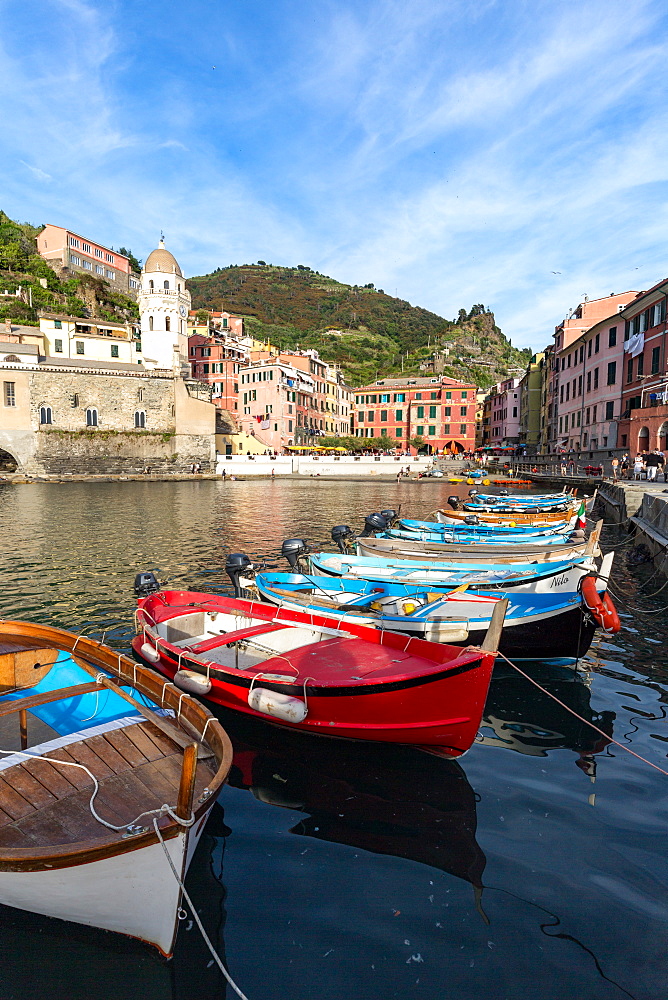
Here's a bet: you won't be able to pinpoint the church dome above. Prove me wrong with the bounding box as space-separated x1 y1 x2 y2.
143 240 183 277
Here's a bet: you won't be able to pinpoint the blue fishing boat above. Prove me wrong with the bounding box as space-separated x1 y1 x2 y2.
240 570 616 660
303 551 613 592
398 518 568 537
384 527 573 546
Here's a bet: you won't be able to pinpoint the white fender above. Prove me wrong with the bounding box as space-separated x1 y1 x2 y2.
174 669 212 696
140 642 161 664
248 686 308 723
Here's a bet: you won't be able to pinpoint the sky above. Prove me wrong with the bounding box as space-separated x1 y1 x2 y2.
2 0 668 350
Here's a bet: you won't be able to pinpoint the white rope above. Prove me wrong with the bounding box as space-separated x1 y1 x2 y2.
80 671 107 723
152 818 251 1000
0 746 195 831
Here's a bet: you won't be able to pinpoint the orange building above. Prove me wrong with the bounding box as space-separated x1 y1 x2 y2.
352 375 477 453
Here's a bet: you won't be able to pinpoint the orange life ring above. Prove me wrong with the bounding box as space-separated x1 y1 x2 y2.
580 576 621 633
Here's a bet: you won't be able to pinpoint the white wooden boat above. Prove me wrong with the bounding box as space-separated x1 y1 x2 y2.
0 621 232 956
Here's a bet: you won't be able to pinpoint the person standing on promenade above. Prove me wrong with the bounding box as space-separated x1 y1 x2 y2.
633 454 645 479
645 451 660 481
611 457 619 479
620 454 629 479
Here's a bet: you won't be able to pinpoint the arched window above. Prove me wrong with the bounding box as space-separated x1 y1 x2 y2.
39 406 52 425
149 280 154 289
165 316 171 332
86 408 98 427
149 316 154 331
134 410 146 428
659 421 668 451
177 283 181 291
163 280 169 290
137 387 143 402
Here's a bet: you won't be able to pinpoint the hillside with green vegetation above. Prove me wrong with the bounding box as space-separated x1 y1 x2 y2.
188 263 531 386
0 211 139 327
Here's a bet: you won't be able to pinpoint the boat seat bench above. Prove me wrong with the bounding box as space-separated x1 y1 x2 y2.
187 622 287 653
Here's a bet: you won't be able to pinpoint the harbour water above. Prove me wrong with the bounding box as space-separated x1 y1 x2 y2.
0 479 666 1000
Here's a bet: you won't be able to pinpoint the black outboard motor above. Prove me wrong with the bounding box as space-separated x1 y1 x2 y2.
359 513 389 538
380 508 399 526
498 489 509 496
447 495 460 510
463 515 480 526
134 571 161 597
225 553 254 598
281 538 309 571
468 488 479 498
331 525 355 553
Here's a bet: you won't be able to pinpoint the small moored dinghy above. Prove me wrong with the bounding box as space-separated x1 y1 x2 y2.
0 620 232 956
132 578 505 756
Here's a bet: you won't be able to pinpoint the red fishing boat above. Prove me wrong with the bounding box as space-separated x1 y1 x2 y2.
132 581 506 757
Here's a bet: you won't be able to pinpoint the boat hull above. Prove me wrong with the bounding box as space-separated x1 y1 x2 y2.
0 825 205 956
356 536 594 563
252 585 599 660
132 634 491 756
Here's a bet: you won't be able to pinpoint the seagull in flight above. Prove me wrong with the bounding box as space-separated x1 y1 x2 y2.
551 271 561 274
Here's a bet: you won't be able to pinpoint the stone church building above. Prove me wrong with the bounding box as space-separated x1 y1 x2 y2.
0 240 216 475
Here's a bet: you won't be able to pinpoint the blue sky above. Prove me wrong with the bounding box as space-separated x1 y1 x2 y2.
2 0 668 349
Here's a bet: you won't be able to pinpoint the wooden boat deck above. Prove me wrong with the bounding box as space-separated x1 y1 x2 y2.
0 720 217 850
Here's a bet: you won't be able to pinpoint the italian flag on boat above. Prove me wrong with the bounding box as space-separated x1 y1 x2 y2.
575 501 587 529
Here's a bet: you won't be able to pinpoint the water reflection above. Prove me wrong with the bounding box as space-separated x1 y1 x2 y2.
479 662 615 778
220 709 486 897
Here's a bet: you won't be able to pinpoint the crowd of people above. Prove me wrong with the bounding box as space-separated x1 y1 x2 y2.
612 451 667 481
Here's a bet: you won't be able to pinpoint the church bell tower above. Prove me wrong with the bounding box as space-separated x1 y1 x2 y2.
138 239 191 371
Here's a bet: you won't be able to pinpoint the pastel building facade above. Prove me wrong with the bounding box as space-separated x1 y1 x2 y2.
36 225 139 298
518 353 544 454
546 292 637 452
353 376 476 453
482 377 521 448
617 279 668 454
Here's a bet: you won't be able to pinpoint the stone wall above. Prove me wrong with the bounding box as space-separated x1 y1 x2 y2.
0 368 215 474
28 368 174 433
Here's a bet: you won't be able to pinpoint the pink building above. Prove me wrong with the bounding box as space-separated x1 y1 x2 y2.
238 358 315 451
618 278 668 454
546 292 638 452
482 377 521 448
36 224 139 298
553 314 626 452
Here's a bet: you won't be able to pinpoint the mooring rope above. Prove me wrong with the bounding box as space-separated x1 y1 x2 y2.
494 651 668 777
152 818 251 1000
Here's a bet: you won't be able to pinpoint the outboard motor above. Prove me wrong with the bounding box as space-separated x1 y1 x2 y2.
468 489 480 498
134 571 161 597
225 553 254 598
463 515 480 526
380 508 399 526
498 489 509 496
567 529 586 542
447 495 460 510
359 513 389 538
281 538 309 571
331 525 355 553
